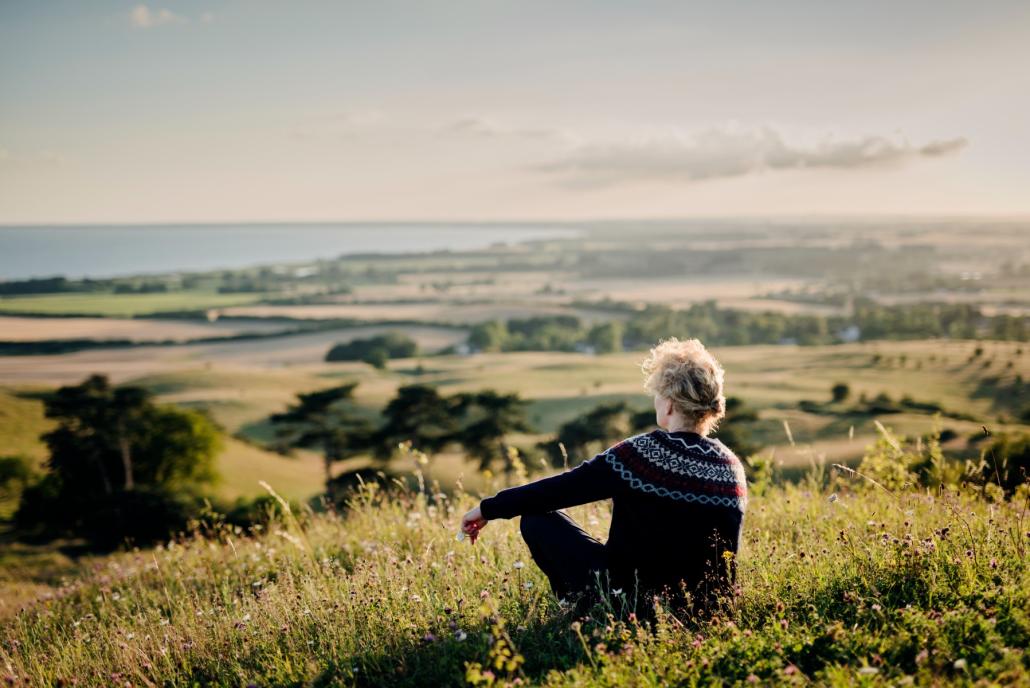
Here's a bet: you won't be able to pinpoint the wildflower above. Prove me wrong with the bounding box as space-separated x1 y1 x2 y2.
858 667 879 675
421 633 437 644
513 560 525 570
954 659 967 670
455 629 468 642
783 664 797 675
916 650 929 665
746 675 759 683
410 594 422 602
828 493 838 503
612 588 624 596
523 582 533 590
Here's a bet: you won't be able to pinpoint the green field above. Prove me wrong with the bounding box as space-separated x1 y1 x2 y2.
0 291 267 317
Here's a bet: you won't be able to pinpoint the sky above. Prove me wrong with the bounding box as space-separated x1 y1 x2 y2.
2 0 1029 224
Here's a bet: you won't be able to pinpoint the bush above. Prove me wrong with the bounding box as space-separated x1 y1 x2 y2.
325 332 419 364
830 382 850 403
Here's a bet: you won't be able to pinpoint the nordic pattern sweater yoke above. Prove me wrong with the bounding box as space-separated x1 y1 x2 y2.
481 429 748 597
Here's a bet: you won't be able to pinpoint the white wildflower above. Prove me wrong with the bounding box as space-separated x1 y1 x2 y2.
455 630 468 642
513 561 525 570
954 659 968 670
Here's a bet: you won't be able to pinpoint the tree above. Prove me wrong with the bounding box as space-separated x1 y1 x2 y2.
373 385 457 457
16 374 221 547
451 391 531 471
542 402 634 466
40 375 219 496
587 321 624 353
468 320 508 352
270 382 373 499
831 382 851 403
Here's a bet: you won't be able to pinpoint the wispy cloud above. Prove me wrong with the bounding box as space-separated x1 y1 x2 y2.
443 116 569 143
537 126 968 188
128 4 189 29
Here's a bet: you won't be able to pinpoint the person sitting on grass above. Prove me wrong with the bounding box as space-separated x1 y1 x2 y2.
461 337 748 619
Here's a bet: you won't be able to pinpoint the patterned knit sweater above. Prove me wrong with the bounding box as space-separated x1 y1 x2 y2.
481 429 748 599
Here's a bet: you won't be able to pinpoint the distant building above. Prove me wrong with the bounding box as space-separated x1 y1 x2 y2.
837 325 861 343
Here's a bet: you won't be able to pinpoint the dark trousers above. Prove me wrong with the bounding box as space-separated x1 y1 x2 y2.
519 511 608 601
519 512 676 623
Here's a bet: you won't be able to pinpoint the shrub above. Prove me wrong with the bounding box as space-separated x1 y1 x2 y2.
325 332 419 364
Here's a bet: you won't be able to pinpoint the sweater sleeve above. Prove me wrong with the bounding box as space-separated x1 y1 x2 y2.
479 450 621 520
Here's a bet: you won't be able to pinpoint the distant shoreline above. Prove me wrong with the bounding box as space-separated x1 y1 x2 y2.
0 223 581 281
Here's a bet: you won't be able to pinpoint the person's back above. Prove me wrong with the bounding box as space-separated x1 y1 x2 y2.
600 428 746 611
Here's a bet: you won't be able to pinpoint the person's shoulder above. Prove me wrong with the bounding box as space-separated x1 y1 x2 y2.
601 430 656 455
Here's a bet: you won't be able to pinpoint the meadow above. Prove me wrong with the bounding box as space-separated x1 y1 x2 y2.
1 221 1028 685
0 452 1027 686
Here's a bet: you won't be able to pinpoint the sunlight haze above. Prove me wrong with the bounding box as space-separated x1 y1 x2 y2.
2 0 1029 223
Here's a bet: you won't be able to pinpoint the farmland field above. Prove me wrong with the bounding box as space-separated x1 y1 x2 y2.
0 315 288 342
0 291 267 317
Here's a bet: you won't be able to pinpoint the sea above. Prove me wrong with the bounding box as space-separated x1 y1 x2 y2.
0 223 579 280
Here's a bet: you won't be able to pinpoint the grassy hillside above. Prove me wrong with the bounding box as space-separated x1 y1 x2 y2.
0 390 50 464
1 467 1026 686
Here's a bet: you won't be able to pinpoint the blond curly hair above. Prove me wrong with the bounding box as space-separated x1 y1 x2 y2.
640 337 726 435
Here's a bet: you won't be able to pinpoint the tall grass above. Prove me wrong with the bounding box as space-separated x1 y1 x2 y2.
1 461 1028 686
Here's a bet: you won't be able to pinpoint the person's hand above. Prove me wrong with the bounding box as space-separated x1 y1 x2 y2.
460 506 488 544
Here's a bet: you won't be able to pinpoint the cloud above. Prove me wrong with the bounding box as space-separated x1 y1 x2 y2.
129 4 187 29
537 126 968 188
443 116 569 143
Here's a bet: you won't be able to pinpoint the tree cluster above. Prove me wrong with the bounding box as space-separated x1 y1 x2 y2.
467 316 623 353
325 332 419 368
15 375 222 548
270 384 531 498
465 301 1028 355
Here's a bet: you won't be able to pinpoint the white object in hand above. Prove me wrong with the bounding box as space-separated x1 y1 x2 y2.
455 530 466 542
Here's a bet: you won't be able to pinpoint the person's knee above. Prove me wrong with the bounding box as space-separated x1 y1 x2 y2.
519 512 554 543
